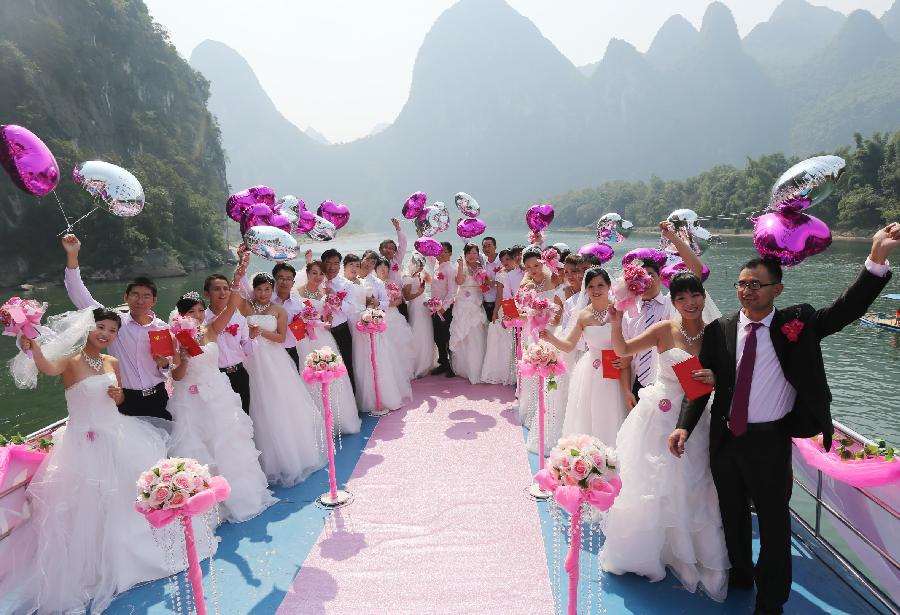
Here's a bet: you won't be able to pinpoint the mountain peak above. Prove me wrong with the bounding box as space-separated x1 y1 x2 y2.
600 38 642 66
770 0 841 23
744 0 845 68
884 0 900 42
830 9 897 58
646 14 698 66
699 2 741 53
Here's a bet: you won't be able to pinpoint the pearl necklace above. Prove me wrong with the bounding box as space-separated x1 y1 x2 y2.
83 352 103 372
533 278 547 293
250 300 270 314
590 307 608 323
301 286 320 300
680 323 704 345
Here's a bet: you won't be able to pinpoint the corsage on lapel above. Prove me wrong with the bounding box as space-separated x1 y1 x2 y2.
780 318 804 342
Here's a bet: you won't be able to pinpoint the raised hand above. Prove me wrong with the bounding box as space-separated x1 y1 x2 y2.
391 217 401 232
870 222 900 265
659 221 677 241
62 234 81 254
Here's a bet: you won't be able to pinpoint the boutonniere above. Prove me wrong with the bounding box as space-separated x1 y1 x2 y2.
781 318 804 342
224 323 239 337
493 266 502 274
437 272 445 281
391 264 399 272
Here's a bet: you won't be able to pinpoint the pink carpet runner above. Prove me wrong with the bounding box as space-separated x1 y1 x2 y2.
278 377 554 614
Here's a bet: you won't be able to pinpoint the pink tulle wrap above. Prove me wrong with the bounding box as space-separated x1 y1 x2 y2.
793 438 900 488
517 360 567 379
302 363 347 385
355 321 388 334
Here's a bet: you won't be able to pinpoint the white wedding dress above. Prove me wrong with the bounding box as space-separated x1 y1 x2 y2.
480 320 516 386
384 304 416 383
167 341 277 522
0 373 174 615
296 297 362 435
243 314 326 486
402 274 436 377
349 284 412 412
448 270 487 384
599 347 729 602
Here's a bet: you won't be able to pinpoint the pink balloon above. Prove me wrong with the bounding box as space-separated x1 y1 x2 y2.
295 208 316 234
621 248 668 271
402 191 427 219
0 125 60 196
660 260 711 288
525 203 555 233
226 186 275 222
415 237 443 257
317 199 350 230
753 211 832 267
577 242 614 264
456 217 486 239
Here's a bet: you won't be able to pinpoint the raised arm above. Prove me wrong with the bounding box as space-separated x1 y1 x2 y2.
18 337 71 377
393 217 407 264
455 257 466 286
660 221 704 278
540 311 586 353
609 307 667 357
62 234 102 309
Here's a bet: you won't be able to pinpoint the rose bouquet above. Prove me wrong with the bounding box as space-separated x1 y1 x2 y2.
424 297 444 321
355 308 387 333
169 315 197 336
1 297 47 355
520 292 558 342
386 283 402 301
324 290 348 316
611 261 652 317
135 457 214 512
300 303 325 340
473 269 491 293
518 340 566 390
302 346 347 383
541 248 560 271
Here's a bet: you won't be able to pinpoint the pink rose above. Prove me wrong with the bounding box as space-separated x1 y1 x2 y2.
572 458 590 480
189 384 199 395
193 475 206 491
160 473 174 483
165 491 187 509
150 484 171 504
587 476 608 492
781 319 804 342
172 471 193 490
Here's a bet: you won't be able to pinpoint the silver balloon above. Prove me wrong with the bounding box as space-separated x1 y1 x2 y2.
596 212 633 243
664 209 710 256
243 225 298 261
306 214 337 241
454 192 480 218
769 155 845 211
415 201 450 237
276 195 302 228
73 160 144 217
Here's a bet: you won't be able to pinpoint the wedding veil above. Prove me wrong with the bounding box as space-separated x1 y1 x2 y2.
9 308 96 389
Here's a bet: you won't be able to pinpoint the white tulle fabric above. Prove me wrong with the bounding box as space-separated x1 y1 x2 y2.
167 342 277 522
449 270 487 384
599 347 729 602
296 297 361 435
384 305 416 382
8 308 95 390
0 373 180 614
243 315 326 486
480 321 516 386
402 274 436 378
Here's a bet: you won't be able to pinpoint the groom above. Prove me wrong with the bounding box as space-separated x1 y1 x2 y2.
669 223 899 614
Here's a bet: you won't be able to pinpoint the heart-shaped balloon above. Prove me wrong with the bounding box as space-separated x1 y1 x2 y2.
597 213 633 244
414 237 443 257
621 248 668 271
769 155 845 212
415 202 450 237
243 225 298 261
753 211 832 267
227 186 276 222
402 191 427 219
456 217 486 239
306 215 337 241
577 242 614 264
0 125 60 196
525 203 554 233
73 161 145 217
660 260 711 288
294 207 316 234
317 199 350 230
454 192 480 218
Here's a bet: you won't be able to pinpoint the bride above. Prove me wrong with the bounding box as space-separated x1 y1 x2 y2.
448 243 488 384
237 271 326 486
599 271 729 602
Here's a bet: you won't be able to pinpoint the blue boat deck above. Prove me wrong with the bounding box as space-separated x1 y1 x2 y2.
104 383 887 614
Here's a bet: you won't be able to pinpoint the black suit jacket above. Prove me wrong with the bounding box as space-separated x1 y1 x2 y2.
677 266 891 455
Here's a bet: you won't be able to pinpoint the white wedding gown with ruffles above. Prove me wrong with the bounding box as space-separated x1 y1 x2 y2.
449 270 488 384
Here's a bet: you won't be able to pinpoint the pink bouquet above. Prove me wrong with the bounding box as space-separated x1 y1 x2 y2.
519 340 566 390
793 433 899 488
300 303 326 340
355 308 387 333
1 297 47 346
424 297 444 321
521 293 558 343
611 261 652 317
386 282 402 301
324 290 348 316
473 269 491 293
528 230 544 246
541 248 560 271
135 457 217 513
169 315 197 336
302 346 347 384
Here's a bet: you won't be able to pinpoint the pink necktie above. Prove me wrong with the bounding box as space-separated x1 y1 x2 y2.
729 322 763 437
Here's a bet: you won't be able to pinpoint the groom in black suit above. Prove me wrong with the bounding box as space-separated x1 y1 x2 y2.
669 223 899 614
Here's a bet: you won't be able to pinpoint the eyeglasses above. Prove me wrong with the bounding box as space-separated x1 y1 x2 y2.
733 281 778 291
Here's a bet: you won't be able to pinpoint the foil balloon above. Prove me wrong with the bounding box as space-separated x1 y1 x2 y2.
454 192 480 218
0 125 60 196
295 208 316 234
415 202 450 237
243 225 298 261
306 215 337 241
227 186 276 222
769 155 845 212
402 191 427 219
660 260 711 288
525 203 554 233
276 195 303 228
317 199 350 230
73 161 145 217
414 237 443 257
577 242 614 264
596 213 633 243
621 248 668 271
663 209 709 256
456 217 486 239
753 211 832 267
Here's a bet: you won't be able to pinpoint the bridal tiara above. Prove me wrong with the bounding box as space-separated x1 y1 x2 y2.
181 291 201 301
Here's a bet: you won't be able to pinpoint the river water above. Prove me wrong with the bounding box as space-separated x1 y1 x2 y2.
1 230 898 443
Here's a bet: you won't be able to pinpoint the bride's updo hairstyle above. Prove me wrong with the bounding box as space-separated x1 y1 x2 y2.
252 272 275 288
668 271 705 299
522 246 542 264
462 243 480 256
176 291 205 315
92 307 122 327
583 266 611 287
306 260 325 274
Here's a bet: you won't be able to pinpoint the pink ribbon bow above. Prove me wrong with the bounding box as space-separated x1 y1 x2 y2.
0 297 45 339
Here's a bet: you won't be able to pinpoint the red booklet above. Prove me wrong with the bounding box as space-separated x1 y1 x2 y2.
288 318 306 341
601 350 620 379
672 355 714 400
500 298 519 319
148 329 175 357
174 330 204 357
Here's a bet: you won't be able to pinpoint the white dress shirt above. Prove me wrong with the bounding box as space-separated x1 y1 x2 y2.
428 259 458 310
481 254 502 303
64 267 169 390
363 272 389 310
204 308 256 368
504 268 525 298
386 228 408 286
622 291 675 386
325 274 356 327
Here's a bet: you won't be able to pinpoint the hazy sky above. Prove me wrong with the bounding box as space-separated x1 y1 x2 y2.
144 0 892 143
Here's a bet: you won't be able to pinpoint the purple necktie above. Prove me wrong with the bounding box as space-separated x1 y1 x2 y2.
730 322 763 437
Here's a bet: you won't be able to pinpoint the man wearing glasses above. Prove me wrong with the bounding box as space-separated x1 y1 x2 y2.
669 222 899 614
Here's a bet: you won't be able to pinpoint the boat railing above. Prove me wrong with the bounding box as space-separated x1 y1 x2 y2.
790 419 899 614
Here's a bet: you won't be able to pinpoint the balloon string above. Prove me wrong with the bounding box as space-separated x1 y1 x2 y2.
56 205 99 237
53 192 72 232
